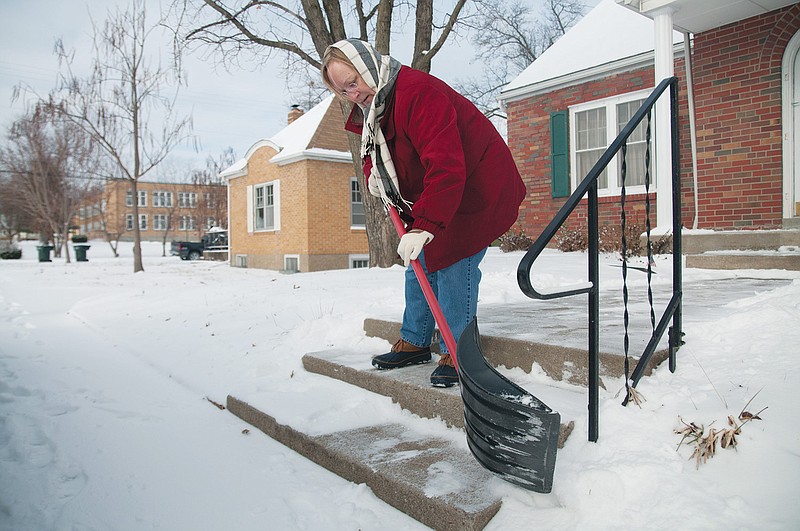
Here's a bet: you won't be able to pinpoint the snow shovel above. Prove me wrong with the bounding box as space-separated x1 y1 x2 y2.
387 207 561 493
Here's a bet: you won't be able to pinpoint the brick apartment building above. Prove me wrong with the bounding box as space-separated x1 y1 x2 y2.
78 178 227 243
499 0 800 240
222 96 368 272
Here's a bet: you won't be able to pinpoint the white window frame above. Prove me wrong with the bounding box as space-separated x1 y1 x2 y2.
138 214 148 230
178 191 198 208
127 190 147 207
153 191 173 208
350 177 365 229
179 215 197 231
349 254 369 269
126 214 134 231
153 214 168 231
284 254 300 273
569 89 654 197
249 180 281 232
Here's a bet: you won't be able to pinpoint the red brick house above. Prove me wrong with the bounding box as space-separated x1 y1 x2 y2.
499 0 800 244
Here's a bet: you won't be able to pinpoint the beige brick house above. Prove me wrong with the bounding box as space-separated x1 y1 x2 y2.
222 96 368 272
78 178 227 242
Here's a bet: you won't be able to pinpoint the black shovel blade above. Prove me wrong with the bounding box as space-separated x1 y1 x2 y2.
457 317 561 493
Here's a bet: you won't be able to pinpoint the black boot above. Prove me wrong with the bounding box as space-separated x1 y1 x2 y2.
430 353 458 387
372 339 432 370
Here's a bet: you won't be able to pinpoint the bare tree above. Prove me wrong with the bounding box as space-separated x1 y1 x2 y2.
0 173 35 245
191 147 234 231
168 0 469 267
0 103 100 262
457 0 586 115
45 0 193 273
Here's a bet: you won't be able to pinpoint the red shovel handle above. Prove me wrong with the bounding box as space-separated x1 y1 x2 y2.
387 206 459 372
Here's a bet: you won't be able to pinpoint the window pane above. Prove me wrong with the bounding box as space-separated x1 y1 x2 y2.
351 179 365 226
616 100 650 187
577 149 608 188
575 107 608 187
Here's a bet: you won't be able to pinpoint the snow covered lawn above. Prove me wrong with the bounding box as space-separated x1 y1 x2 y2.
1 240 799 530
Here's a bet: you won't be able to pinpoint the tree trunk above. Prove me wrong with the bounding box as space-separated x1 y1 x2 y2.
412 0 433 72
338 101 399 268
375 0 393 54
130 178 144 272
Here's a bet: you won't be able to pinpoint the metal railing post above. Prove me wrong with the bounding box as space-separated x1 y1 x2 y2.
588 180 600 442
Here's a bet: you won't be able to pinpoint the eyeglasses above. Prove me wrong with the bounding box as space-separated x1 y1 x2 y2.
339 81 359 97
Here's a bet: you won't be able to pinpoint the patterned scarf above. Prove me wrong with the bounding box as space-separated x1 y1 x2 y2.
330 39 410 213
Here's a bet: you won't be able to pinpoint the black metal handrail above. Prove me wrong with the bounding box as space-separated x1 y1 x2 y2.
517 76 683 442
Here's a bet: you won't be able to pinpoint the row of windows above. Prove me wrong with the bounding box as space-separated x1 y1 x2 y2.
126 190 222 208
249 177 364 232
125 214 217 231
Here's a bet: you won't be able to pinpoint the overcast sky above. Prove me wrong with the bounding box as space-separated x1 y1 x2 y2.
0 1 600 178
0 0 301 176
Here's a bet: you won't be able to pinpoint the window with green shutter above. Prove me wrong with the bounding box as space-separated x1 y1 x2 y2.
550 111 569 198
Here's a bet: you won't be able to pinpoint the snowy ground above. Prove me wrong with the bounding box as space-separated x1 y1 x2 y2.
1 239 799 530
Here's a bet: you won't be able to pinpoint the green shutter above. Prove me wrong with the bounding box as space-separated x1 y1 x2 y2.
550 111 569 198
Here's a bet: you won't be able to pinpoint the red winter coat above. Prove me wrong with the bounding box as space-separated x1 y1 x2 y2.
345 66 526 272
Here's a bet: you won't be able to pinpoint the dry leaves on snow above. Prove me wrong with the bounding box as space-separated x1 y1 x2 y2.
675 393 767 469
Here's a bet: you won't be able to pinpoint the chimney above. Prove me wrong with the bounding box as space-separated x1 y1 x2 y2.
288 104 304 124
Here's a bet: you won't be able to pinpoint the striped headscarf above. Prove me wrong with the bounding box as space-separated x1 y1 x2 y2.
329 39 410 213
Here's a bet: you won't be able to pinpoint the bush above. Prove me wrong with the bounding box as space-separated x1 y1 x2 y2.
555 222 673 256
555 227 588 252
72 234 89 243
498 226 534 252
0 242 22 259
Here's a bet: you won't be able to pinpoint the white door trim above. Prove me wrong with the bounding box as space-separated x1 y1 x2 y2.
781 29 800 219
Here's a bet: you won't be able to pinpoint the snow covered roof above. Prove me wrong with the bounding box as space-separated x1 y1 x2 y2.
499 0 684 102
219 95 352 180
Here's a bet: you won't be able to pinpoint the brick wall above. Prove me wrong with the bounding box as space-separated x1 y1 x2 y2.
691 4 800 229
506 4 800 241
81 179 226 242
506 64 690 239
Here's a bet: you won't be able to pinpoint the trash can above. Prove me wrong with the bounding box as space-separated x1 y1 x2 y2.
36 245 54 262
74 244 91 262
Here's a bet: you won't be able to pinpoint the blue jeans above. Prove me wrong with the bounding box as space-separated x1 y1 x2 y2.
400 247 487 354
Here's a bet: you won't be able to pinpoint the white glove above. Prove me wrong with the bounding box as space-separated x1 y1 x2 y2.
397 230 434 266
367 174 382 197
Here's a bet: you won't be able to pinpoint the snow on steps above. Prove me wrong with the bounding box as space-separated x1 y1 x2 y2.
364 318 668 386
302 348 575 447
227 318 666 530
227 393 502 531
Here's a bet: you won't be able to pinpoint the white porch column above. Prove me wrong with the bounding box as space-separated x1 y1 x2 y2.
653 7 675 230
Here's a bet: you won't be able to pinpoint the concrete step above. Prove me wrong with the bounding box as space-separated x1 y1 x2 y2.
364 318 668 387
227 395 501 531
683 228 800 270
686 252 800 271
302 349 575 447
228 318 663 530
681 228 800 253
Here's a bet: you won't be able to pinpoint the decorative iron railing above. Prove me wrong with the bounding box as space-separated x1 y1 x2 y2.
517 77 684 442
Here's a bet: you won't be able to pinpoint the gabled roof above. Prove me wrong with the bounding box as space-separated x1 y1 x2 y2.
220 95 352 179
499 0 683 102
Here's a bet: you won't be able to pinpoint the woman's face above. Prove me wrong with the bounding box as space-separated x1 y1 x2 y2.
326 60 375 107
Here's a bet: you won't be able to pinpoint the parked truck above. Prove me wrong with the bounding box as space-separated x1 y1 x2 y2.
171 228 228 260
